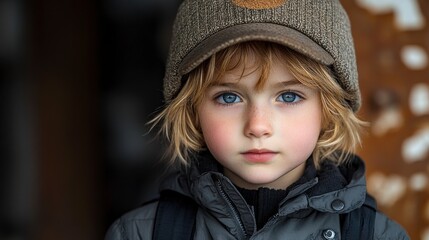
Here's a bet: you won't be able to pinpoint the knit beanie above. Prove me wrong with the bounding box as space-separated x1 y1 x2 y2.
163 0 361 111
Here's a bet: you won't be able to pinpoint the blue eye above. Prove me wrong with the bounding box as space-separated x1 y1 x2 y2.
277 92 302 103
216 93 242 104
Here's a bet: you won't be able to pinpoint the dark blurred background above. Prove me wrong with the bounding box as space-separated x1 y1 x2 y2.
1 0 428 239
1 0 179 239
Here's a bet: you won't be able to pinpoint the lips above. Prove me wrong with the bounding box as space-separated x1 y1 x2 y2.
241 149 277 163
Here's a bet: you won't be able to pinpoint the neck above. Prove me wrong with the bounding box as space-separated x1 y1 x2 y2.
224 162 306 190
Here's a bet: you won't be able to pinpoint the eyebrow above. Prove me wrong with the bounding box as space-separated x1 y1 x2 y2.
210 79 303 89
209 82 240 89
276 79 302 88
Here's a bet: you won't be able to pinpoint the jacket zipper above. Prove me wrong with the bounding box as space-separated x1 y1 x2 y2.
216 179 248 238
263 213 280 229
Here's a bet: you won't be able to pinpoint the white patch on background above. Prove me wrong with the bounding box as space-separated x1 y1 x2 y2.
402 127 429 162
409 173 428 191
423 228 429 240
356 0 425 30
368 172 406 207
372 107 403 136
409 83 429 116
401 45 428 70
367 172 385 192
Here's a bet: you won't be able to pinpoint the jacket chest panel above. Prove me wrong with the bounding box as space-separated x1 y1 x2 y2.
194 208 341 239
253 212 341 239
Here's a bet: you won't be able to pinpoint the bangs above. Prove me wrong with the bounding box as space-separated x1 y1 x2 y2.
208 42 274 92
206 41 330 94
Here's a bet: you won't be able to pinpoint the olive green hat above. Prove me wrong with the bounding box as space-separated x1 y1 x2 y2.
163 0 361 111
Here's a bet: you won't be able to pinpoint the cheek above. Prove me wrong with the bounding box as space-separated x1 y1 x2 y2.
279 108 322 152
198 108 238 156
295 119 321 145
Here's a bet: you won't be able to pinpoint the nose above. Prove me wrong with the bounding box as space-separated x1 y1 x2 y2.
244 106 273 138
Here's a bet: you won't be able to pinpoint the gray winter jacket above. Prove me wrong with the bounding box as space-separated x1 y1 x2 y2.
105 153 409 240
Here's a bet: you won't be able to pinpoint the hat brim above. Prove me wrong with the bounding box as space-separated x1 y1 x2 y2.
179 22 335 75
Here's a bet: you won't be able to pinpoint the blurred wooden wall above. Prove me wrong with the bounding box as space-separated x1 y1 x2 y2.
343 1 429 239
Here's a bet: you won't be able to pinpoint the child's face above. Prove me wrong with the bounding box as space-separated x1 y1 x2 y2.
197 54 322 189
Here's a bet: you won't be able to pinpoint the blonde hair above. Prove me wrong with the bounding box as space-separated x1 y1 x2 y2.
151 42 366 169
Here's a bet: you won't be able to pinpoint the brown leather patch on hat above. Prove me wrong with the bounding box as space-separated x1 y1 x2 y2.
232 0 286 9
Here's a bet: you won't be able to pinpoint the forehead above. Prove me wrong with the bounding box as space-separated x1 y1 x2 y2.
208 43 293 89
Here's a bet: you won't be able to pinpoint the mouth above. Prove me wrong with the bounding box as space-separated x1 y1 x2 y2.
241 149 277 163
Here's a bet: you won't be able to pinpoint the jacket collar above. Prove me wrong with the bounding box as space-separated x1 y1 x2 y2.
277 156 367 217
159 152 368 228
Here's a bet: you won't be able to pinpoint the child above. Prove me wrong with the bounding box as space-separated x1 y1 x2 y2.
106 0 409 239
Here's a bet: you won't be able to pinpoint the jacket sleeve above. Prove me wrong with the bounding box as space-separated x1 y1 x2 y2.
104 202 158 240
105 218 126 240
373 212 410 240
